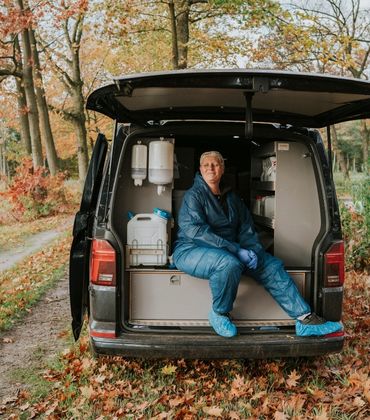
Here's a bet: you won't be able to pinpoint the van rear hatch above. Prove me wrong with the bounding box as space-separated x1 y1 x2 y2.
86 69 370 127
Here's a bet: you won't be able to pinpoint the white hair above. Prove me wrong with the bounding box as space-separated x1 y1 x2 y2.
200 151 225 167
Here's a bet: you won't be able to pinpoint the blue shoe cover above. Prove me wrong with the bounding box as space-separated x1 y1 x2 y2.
208 309 237 337
296 317 343 337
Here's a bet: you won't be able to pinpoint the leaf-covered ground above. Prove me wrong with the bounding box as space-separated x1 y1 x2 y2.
1 272 369 419
0 233 71 331
0 215 72 252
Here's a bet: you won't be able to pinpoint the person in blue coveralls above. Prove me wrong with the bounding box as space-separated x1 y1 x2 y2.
173 151 343 338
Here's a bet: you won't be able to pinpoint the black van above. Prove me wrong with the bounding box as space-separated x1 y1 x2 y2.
69 69 370 358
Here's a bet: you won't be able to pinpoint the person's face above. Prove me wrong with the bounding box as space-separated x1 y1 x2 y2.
200 155 224 185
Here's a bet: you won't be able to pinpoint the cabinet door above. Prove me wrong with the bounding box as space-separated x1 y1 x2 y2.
129 272 211 321
251 141 321 266
274 142 321 266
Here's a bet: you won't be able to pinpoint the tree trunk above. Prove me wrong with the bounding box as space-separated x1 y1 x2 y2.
175 0 190 69
36 7 89 182
168 0 190 69
86 111 99 150
14 37 32 154
168 0 179 69
0 144 10 178
74 108 88 183
331 125 350 180
70 79 89 183
72 113 88 182
70 19 89 182
15 78 32 154
29 28 59 175
332 150 336 172
60 13 89 183
16 0 43 168
360 119 369 173
0 139 5 177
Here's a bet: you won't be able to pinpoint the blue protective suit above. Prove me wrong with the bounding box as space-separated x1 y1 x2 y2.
173 173 311 317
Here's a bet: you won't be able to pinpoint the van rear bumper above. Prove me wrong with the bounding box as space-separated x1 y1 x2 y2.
90 332 344 359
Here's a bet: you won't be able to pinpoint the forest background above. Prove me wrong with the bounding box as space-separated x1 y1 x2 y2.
0 0 369 270
0 1 369 418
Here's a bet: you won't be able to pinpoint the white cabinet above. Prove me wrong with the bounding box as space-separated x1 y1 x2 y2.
251 141 321 266
128 269 307 326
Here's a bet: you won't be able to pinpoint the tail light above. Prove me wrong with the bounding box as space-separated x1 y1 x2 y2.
324 241 344 287
90 239 116 286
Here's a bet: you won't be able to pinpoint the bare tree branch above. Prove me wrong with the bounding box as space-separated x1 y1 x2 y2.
48 103 79 122
63 17 73 50
0 67 22 78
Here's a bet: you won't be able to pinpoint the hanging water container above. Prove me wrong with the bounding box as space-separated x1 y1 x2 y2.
148 139 174 195
131 141 147 186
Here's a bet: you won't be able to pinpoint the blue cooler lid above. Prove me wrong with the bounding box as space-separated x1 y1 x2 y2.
153 208 171 220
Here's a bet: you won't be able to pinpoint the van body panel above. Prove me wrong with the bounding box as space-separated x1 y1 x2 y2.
90 285 116 322
86 70 370 126
322 287 344 320
81 122 345 357
90 332 344 359
69 134 108 340
69 70 358 358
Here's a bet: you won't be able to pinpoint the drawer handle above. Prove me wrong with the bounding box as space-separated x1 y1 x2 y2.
170 275 181 286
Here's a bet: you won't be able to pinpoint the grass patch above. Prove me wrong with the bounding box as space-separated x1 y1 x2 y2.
10 340 72 403
0 234 70 332
0 214 72 252
333 171 366 197
11 364 56 403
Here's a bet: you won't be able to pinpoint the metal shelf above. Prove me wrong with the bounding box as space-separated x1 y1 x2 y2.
252 214 275 229
251 181 275 191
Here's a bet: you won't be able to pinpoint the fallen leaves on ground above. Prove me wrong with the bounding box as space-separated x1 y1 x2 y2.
1 272 369 419
0 234 70 331
286 369 301 389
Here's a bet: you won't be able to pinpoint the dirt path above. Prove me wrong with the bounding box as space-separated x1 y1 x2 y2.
0 269 70 401
0 219 74 403
0 218 73 272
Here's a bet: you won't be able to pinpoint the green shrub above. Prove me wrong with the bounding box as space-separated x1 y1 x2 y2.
58 155 79 179
339 176 370 272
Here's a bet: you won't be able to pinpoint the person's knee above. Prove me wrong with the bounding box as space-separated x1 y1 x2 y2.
216 253 244 276
256 252 284 276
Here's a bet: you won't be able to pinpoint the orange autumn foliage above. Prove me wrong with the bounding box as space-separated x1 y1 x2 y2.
1 158 76 221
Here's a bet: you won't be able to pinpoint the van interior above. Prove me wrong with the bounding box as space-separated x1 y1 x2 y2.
110 122 323 332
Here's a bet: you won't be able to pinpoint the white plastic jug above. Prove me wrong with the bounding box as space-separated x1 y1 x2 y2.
264 196 275 219
127 213 168 266
260 156 277 181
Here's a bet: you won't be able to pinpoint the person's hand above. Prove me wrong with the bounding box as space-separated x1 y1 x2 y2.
237 248 258 270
